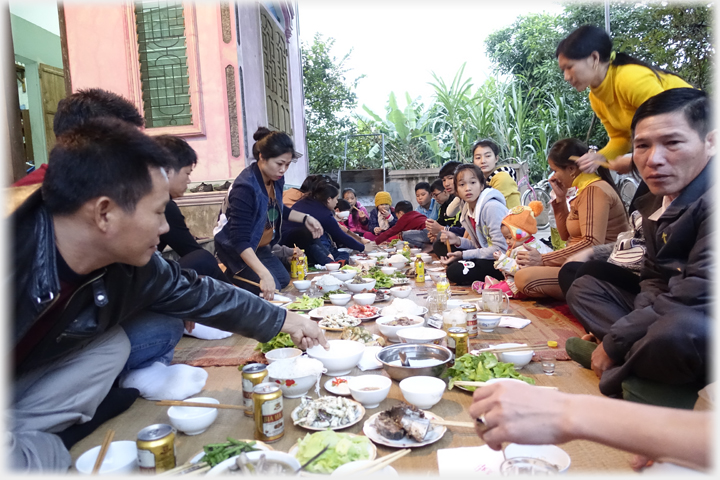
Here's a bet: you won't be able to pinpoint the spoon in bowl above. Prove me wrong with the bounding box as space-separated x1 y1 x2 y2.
398 351 411 367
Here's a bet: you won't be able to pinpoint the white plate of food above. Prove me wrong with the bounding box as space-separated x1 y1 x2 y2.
309 305 347 320
340 327 386 347
390 277 410 286
318 313 362 331
266 294 293 306
324 376 353 396
346 305 381 321
363 404 447 448
190 440 273 464
291 396 365 431
288 432 377 475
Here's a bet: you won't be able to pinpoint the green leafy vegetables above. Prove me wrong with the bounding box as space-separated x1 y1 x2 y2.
366 267 393 288
254 332 295 353
295 431 372 474
442 352 535 391
199 438 259 467
340 265 359 272
286 294 323 310
321 289 346 301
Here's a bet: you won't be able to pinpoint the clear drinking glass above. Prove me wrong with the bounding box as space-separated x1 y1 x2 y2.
425 291 439 316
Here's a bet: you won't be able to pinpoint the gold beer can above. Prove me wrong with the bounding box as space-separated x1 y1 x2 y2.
253 383 284 443
461 304 478 338
136 424 176 474
447 327 469 358
241 363 268 417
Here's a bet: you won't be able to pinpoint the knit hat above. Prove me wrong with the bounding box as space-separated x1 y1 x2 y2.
502 201 544 236
375 191 392 207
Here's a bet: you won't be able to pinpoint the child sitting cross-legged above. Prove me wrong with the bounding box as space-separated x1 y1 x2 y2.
488 201 553 296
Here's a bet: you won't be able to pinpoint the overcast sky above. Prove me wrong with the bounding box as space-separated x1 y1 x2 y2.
297 0 565 116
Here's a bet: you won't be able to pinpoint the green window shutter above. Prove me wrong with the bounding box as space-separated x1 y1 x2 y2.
135 1 192 128
260 7 292 137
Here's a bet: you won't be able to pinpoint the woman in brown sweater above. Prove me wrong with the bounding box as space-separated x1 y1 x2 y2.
514 138 628 300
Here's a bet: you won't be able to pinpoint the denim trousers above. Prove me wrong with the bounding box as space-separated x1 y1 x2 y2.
119 310 185 374
229 245 291 294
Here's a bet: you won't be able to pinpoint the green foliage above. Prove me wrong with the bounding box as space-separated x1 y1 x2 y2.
302 33 364 174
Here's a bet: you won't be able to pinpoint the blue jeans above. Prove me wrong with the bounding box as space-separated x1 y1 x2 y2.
230 245 291 294
120 311 184 374
305 240 350 266
402 229 431 248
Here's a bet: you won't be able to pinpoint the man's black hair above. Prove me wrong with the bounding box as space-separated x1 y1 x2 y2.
395 200 414 215
336 199 351 211
53 88 144 137
439 160 462 179
632 88 710 139
43 117 172 215
154 135 197 172
415 181 431 193
430 178 445 193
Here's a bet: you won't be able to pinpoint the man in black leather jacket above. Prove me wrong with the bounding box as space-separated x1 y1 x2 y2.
10 118 326 471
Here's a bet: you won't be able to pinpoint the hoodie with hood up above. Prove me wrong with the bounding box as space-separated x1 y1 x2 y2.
457 187 509 260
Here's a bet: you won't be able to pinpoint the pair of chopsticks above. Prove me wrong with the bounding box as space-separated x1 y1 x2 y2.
475 343 552 354
569 155 611 169
430 419 476 428
454 380 558 390
92 429 115 474
340 448 411 475
156 400 246 410
156 461 210 476
232 275 280 294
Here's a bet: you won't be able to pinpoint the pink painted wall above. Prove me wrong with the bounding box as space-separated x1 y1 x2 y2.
63 2 246 183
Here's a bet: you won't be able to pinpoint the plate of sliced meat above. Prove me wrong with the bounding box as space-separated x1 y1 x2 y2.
347 305 380 321
362 402 446 448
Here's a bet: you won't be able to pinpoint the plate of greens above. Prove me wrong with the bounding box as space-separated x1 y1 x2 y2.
287 294 324 311
190 438 272 467
289 431 376 474
365 267 394 289
254 332 296 354
442 352 535 392
322 289 347 303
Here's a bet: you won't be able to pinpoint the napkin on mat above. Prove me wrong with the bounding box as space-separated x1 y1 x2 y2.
358 346 383 371
498 316 531 329
437 445 506 475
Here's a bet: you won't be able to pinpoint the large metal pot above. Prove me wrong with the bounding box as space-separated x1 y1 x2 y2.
375 344 452 381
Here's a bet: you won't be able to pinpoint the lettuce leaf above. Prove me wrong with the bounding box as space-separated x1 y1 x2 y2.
442 352 535 391
295 431 372 474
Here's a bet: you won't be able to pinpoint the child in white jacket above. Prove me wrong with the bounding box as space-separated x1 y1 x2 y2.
491 201 553 295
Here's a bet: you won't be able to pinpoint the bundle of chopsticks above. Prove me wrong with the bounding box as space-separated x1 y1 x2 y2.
475 342 553 354
338 448 411 475
156 461 210 476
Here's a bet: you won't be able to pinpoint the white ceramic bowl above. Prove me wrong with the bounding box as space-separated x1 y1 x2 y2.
293 280 311 292
356 259 377 268
167 397 219 435
368 252 388 260
477 312 502 332
399 376 446 409
376 315 425 342
504 443 571 473
325 262 341 271
388 260 407 268
410 248 422 255
330 270 355 282
306 339 365 376
494 343 534 369
76 441 138 475
265 347 303 364
336 211 351 220
428 271 445 283
207 451 301 476
345 278 376 293
446 299 466 309
270 373 319 398
389 286 412 298
421 254 433 264
347 375 391 408
380 266 397 276
332 460 397 476
397 327 447 345
353 293 376 306
329 293 352 306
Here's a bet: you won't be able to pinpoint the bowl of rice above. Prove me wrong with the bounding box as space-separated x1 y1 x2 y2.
267 357 325 398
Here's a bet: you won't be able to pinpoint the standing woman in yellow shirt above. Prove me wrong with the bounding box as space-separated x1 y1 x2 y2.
556 25 692 175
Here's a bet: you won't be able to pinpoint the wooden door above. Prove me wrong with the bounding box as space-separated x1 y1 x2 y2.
38 63 66 156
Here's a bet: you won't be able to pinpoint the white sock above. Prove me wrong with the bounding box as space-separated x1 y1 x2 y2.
119 362 208 400
184 323 233 340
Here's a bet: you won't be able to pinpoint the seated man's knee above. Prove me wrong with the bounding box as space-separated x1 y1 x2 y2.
646 310 708 352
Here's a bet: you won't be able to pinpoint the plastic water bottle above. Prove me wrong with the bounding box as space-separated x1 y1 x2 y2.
436 273 449 312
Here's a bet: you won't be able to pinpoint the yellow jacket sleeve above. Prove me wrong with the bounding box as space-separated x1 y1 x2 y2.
489 172 521 209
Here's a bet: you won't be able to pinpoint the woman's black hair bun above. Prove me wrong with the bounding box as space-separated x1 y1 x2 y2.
253 126 272 142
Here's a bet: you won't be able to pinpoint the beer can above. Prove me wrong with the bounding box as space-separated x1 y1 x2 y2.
242 363 268 417
447 327 469 358
136 424 176 474
462 304 478 338
253 383 284 443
